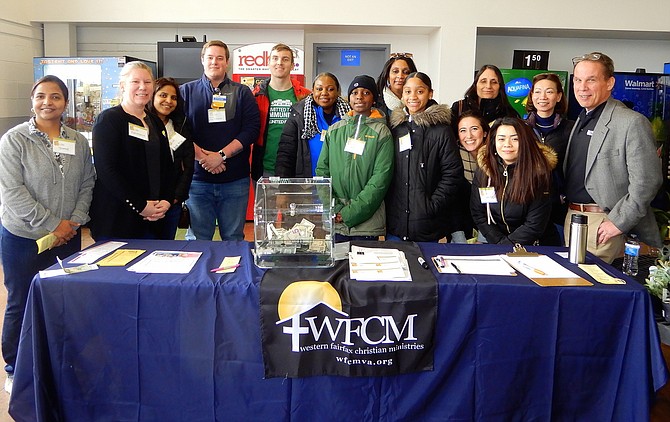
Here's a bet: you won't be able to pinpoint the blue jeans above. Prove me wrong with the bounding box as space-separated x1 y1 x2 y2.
186 178 249 241
1 226 81 372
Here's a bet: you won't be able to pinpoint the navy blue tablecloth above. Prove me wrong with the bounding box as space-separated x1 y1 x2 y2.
8 240 668 421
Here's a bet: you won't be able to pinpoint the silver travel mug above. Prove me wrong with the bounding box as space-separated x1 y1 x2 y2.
568 214 588 264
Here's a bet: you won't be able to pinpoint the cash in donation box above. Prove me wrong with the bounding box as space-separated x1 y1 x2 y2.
254 177 334 268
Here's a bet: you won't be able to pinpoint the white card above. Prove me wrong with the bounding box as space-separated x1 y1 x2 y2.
128 123 148 141
398 133 412 152
479 187 498 204
208 108 226 123
52 138 76 155
344 138 366 155
169 132 186 151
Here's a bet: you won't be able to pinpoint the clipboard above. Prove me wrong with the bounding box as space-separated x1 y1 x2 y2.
505 244 592 287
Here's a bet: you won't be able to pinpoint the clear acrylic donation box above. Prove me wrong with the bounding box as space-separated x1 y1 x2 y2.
254 177 334 268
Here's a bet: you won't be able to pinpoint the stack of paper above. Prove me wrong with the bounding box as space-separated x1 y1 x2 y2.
499 254 592 286
127 251 203 274
432 255 517 276
69 241 127 264
500 255 578 279
349 245 411 281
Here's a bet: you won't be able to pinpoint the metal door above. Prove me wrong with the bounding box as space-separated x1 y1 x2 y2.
313 44 390 97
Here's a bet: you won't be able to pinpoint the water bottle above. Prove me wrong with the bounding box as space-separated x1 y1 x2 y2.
568 214 588 264
622 234 640 276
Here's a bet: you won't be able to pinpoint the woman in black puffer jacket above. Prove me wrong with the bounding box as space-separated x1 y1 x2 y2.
386 72 465 242
470 117 560 246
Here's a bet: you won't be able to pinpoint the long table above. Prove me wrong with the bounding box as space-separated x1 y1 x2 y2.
9 240 668 421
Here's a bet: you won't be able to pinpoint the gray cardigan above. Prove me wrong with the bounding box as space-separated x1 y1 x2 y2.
0 121 96 240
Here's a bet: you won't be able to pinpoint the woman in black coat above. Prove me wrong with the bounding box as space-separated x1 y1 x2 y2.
89 62 176 240
471 117 560 246
147 77 195 239
386 72 464 242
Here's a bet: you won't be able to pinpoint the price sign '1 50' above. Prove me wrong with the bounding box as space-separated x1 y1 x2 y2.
512 50 549 70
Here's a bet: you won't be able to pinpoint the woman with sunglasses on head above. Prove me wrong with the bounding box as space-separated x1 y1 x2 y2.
0 75 95 392
386 72 464 242
470 117 560 246
146 77 195 239
525 73 574 234
375 53 418 120
275 72 351 178
451 64 519 129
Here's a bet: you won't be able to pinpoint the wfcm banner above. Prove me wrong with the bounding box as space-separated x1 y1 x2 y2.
260 242 437 378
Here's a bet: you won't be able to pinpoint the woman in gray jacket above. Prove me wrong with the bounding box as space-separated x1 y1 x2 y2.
0 75 95 393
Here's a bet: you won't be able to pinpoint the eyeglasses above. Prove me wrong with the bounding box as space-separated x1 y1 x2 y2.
390 52 413 59
572 53 602 66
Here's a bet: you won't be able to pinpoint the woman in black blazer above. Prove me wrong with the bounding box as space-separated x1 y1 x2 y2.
89 61 176 240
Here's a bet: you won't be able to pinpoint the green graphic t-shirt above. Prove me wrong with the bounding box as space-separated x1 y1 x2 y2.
264 86 297 174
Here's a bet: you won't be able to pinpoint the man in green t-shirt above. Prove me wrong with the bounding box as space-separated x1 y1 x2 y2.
252 43 311 179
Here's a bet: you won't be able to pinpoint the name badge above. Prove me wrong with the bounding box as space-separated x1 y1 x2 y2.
208 108 226 123
398 133 412 152
128 123 149 141
586 130 593 136
320 131 326 142
52 138 76 155
344 137 366 156
211 94 226 109
479 187 498 204
169 132 186 151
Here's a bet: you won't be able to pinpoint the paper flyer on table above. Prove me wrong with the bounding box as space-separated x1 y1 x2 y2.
432 255 517 276
500 254 579 278
96 249 146 266
127 250 202 274
69 241 127 264
578 264 626 284
212 256 241 273
349 245 412 281
39 264 99 279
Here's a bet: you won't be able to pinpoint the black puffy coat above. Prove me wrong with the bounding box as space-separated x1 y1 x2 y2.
470 142 561 246
386 101 465 241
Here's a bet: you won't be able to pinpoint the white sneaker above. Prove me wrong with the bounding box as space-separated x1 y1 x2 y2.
4 374 13 394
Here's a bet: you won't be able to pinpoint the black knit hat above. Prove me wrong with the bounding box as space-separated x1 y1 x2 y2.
347 75 378 100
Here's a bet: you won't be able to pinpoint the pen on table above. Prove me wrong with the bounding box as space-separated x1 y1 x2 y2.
450 262 462 274
210 264 241 273
417 257 429 269
519 262 546 275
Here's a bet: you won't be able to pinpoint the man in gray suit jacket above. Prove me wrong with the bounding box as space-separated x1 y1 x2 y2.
563 52 662 263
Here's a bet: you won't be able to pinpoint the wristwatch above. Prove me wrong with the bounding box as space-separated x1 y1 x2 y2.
218 150 227 161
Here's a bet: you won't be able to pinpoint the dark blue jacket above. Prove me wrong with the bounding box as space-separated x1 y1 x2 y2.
180 74 260 183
